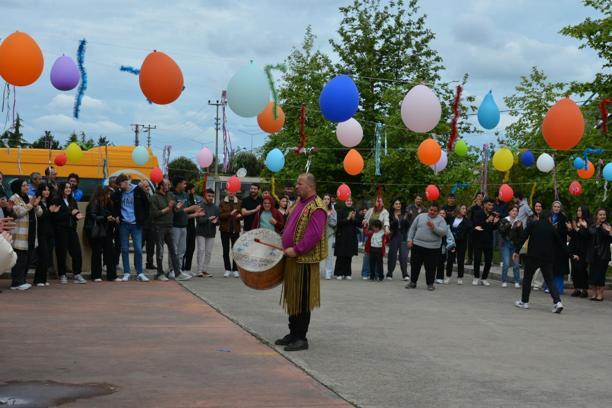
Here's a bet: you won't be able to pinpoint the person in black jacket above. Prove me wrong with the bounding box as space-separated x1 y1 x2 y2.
86 186 118 282
588 209 612 301
513 211 567 313
33 183 53 286
446 204 472 284
549 201 569 294
466 192 484 264
334 198 360 278
566 206 591 298
111 174 150 282
51 182 86 284
387 199 409 280
195 188 220 277
471 197 499 286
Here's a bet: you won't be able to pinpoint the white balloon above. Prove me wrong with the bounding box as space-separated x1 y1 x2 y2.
536 153 555 173
336 118 363 148
401 84 442 133
430 150 448 173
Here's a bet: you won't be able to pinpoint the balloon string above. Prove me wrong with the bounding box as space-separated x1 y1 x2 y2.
119 65 140 75
295 104 307 155
503 169 510 183
447 84 462 152
604 181 608 202
221 90 233 173
264 64 287 119
17 146 22 175
201 171 208 196
375 122 382 176
529 182 537 208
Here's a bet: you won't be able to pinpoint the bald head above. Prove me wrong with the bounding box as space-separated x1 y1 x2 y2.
296 173 316 199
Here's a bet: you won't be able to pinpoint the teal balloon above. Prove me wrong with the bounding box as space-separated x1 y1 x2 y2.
573 157 585 170
265 148 285 173
603 163 612 181
131 146 149 166
227 63 270 118
477 91 500 129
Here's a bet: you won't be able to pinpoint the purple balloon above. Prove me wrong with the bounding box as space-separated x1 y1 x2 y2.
50 55 80 91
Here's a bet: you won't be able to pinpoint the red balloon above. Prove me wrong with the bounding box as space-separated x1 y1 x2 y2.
425 184 440 201
226 175 241 193
150 167 164 184
54 153 67 167
336 183 351 201
498 183 514 203
569 180 582 197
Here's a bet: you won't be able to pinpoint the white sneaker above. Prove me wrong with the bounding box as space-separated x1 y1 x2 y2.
45 282 50 286
184 272 194 278
501 282 508 288
435 279 444 284
362 277 369 280
336 276 343 280
346 276 352 280
324 276 331 280
177 272 192 281
60 275 68 284
386 276 392 281
156 274 170 281
74 274 87 284
532 285 540 291
137 274 150 282
480 279 491 287
472 278 479 286
94 278 102 282
114 277 123 282
121 273 130 282
443 278 450 284
224 270 231 278
11 283 32 291
233 271 240 278
515 282 521 289
36 283 45 287
403 276 410 281
168 271 176 279
457 278 463 285
514 300 529 309
552 302 564 314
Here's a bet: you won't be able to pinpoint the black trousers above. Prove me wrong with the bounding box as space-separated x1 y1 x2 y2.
334 256 352 277
288 265 311 340
410 245 439 286
11 249 30 287
221 231 239 271
34 233 53 284
55 227 82 276
90 236 117 281
472 242 493 279
436 250 447 280
467 235 474 263
183 223 196 271
113 224 121 267
570 258 589 290
142 223 156 266
446 239 466 278
522 257 561 304
369 247 384 281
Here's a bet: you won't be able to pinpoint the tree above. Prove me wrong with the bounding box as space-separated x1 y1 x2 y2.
0 114 28 147
230 150 263 177
31 130 61 149
168 156 200 182
64 131 95 150
97 136 111 146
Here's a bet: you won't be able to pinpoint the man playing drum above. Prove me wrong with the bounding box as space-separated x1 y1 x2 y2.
275 173 327 352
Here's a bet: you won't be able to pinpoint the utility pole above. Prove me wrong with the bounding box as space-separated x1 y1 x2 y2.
208 94 225 189
142 124 156 148
130 124 143 146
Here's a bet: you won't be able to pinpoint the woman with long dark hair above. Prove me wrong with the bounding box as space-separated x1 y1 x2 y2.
588 209 611 302
387 198 409 280
8 178 42 290
33 183 54 287
319 194 336 280
334 198 359 279
549 201 569 295
278 196 290 225
51 181 85 284
567 206 591 298
86 186 118 281
446 204 472 284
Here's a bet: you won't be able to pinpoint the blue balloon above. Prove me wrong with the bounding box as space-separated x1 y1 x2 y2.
603 162 612 182
520 150 535 167
265 148 285 173
573 157 586 170
477 90 500 130
319 75 360 123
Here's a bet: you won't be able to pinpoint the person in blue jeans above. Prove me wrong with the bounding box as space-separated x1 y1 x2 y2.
112 174 150 282
498 205 523 288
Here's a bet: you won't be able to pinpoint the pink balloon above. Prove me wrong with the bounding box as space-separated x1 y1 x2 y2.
429 150 448 173
336 118 363 148
401 85 441 133
196 147 213 168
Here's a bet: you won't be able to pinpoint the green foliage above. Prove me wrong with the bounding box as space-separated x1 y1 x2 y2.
230 150 263 177
31 130 61 149
64 131 95 150
1 114 28 147
168 156 200 182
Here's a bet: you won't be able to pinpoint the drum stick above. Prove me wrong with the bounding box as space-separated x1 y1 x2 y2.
254 238 284 251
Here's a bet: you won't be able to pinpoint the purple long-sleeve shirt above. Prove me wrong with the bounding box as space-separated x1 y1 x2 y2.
282 194 326 255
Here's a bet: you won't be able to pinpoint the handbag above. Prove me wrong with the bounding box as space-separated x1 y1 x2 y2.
90 220 107 239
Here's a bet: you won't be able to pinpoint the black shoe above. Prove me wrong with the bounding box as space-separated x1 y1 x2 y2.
580 290 589 298
284 338 309 351
274 334 295 346
427 285 435 291
570 290 581 297
405 282 417 289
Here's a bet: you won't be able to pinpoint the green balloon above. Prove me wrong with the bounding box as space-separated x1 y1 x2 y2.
454 140 468 157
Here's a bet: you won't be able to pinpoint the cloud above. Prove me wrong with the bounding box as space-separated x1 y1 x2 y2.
47 94 107 112
33 114 124 136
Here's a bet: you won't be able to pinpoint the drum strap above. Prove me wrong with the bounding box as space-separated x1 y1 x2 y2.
281 258 320 315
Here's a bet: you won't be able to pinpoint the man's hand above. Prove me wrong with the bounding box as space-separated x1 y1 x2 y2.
75 212 85 221
176 201 184 210
71 209 79 216
565 221 573 230
475 226 484 231
168 200 175 209
107 215 115 222
1 230 13 244
426 220 435 230
0 217 16 231
209 216 218 224
572 255 580 261
284 247 297 258
512 253 519 262
231 209 238 215
31 196 41 207
49 204 60 213
407 240 413 249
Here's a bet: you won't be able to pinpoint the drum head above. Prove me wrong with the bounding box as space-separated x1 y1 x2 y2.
233 228 284 272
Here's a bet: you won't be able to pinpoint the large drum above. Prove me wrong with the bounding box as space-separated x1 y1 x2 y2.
232 228 285 290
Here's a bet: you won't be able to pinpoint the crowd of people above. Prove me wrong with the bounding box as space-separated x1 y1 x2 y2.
1 168 611 312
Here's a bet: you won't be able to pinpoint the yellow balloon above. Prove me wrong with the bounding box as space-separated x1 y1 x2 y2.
492 148 513 172
66 142 83 163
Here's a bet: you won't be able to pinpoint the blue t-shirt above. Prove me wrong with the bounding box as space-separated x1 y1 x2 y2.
72 188 84 201
121 184 136 224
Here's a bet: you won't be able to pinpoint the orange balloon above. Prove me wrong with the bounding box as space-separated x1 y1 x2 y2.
344 149 364 176
139 51 184 105
541 98 584 150
257 102 285 133
417 138 442 165
0 31 44 86
576 160 595 179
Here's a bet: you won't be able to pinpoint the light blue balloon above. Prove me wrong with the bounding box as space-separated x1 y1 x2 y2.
603 162 612 182
477 90 500 130
227 62 270 118
265 148 285 173
573 157 586 170
131 146 149 166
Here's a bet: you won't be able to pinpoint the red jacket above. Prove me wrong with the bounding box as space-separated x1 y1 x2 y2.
363 227 389 256
251 208 285 234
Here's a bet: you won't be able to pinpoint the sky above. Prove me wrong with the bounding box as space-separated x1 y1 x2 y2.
0 0 603 164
